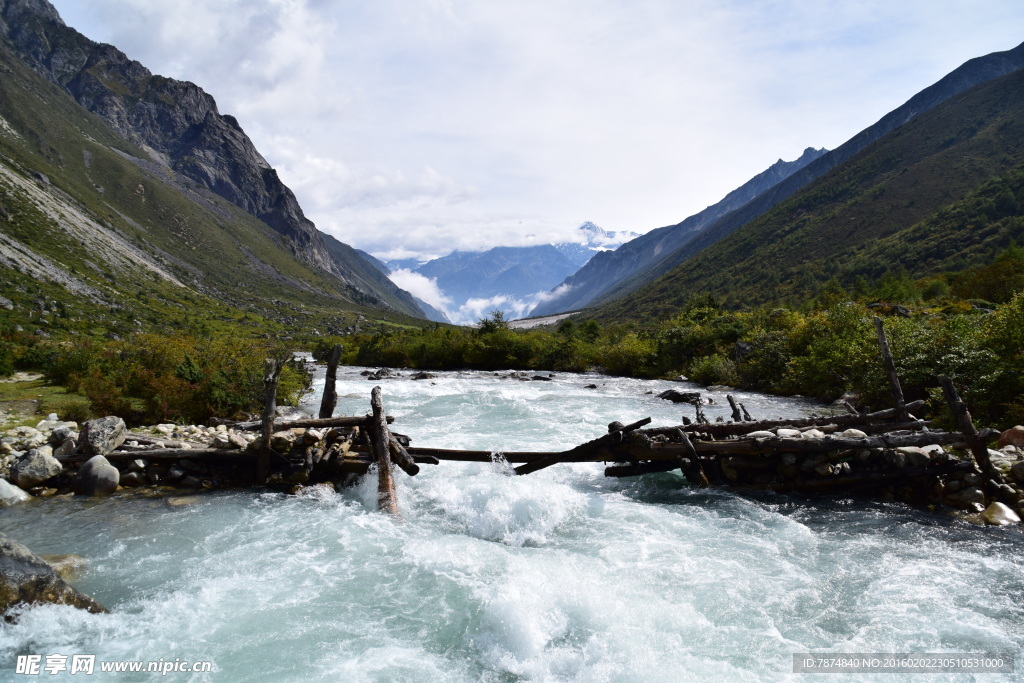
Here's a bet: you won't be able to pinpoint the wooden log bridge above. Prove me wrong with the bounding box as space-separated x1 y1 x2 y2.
63 321 1005 514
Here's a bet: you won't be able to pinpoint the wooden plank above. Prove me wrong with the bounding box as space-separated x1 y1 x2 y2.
772 460 973 493
727 395 743 422
642 400 927 439
235 415 386 430
605 461 681 477
405 447 555 463
676 428 709 487
388 435 420 476
59 448 253 462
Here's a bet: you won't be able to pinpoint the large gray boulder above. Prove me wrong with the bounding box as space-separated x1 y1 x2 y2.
0 533 107 617
76 417 127 456
0 479 31 507
73 455 119 497
10 448 63 488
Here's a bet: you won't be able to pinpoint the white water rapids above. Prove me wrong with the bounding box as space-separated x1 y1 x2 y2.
1 367 1022 682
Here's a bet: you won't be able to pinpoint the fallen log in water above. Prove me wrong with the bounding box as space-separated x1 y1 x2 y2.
59 448 254 462
605 461 681 477
234 415 393 431
513 417 652 475
404 447 555 463
639 429 976 459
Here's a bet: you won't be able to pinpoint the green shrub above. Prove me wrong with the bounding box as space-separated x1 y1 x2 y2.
598 333 658 377
688 354 739 386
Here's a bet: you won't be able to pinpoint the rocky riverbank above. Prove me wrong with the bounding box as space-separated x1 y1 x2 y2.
2 408 1024 526
0 408 346 506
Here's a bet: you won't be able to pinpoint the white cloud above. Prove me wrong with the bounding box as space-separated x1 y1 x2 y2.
51 0 1024 260
386 269 452 312
533 283 573 305
456 295 533 326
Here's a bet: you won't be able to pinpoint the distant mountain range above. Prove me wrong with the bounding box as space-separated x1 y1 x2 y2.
0 0 430 336
382 222 638 324
590 40 1024 322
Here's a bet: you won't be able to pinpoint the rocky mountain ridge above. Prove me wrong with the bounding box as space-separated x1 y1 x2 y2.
530 147 827 316
534 40 1024 318
631 39 1024 302
591 56 1024 322
0 0 424 318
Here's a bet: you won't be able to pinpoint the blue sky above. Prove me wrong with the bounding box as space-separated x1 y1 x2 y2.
49 0 1024 263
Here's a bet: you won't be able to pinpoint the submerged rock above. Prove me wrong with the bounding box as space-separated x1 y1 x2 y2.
0 479 31 507
657 389 701 404
0 533 107 617
945 486 986 512
40 554 86 581
981 502 1021 526
119 471 146 487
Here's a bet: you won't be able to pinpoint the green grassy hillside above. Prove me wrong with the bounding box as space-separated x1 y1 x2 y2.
592 68 1024 322
0 39 424 340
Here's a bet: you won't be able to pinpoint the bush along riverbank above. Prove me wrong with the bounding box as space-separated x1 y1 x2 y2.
0 332 311 426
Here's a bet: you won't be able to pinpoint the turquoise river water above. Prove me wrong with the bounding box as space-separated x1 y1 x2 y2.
1 367 1022 682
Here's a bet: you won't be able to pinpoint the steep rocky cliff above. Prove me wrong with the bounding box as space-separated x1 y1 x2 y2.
0 0 423 317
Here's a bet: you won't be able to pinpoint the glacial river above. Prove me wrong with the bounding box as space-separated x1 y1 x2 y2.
1 367 1022 682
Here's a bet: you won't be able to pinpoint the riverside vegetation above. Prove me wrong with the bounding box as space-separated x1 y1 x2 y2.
344 248 1024 429
0 247 1021 430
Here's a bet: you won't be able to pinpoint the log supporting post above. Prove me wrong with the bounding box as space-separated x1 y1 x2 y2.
727 395 743 422
938 375 1002 488
873 316 908 421
675 428 710 487
318 344 343 419
369 386 399 514
257 359 282 483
